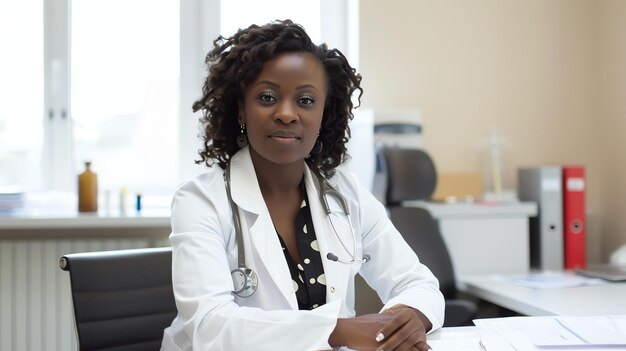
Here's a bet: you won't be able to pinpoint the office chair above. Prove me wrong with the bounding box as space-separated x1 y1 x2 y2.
60 247 176 351
383 147 478 327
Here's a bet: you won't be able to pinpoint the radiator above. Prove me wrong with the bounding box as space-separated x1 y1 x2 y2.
0 239 152 351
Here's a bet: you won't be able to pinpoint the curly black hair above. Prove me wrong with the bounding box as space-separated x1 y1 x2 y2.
192 19 363 177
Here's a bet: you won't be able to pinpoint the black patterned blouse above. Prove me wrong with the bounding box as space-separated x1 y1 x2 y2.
276 183 327 310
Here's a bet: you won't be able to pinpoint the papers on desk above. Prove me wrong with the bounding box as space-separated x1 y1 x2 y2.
495 271 606 289
474 315 626 350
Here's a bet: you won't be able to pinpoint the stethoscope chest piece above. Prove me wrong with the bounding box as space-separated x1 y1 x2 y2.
231 267 258 297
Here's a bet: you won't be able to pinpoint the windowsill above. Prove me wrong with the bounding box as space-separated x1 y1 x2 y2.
0 207 170 230
0 190 171 231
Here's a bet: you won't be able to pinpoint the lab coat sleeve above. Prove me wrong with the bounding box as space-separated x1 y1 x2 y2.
348 173 445 332
169 178 340 351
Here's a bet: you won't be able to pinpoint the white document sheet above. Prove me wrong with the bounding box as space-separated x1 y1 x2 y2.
427 330 482 351
494 271 606 289
474 315 626 350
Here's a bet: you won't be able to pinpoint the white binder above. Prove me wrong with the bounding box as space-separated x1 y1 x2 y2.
518 167 564 270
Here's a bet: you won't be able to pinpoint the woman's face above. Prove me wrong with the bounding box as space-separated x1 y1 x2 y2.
241 51 327 167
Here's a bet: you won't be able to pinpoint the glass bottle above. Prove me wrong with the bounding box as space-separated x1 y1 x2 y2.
78 161 98 212
482 128 504 201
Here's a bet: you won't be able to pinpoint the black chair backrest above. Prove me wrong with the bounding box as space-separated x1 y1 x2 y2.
60 247 176 351
383 147 478 326
388 207 457 298
383 147 457 298
383 148 437 205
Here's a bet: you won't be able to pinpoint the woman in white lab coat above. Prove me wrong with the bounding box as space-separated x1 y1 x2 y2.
161 20 444 351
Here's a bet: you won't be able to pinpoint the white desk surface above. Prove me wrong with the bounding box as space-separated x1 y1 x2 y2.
459 273 626 316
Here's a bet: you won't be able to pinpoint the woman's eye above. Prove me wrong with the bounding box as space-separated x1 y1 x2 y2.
298 96 315 105
258 92 276 103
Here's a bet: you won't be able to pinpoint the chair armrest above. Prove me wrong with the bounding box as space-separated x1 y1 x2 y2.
444 299 478 327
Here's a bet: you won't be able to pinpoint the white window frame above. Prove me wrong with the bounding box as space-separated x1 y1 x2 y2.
43 0 72 191
41 0 358 192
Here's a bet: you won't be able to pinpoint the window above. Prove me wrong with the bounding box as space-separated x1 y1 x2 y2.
0 0 44 191
220 0 359 68
220 0 321 43
0 0 357 205
71 0 180 196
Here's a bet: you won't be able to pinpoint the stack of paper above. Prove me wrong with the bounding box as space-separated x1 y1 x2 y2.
0 185 24 211
474 315 626 350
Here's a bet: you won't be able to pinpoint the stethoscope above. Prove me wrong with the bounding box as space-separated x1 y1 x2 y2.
224 162 370 298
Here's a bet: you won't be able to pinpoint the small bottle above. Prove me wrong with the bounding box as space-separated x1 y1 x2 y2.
78 161 98 212
104 189 111 215
135 193 142 212
119 187 128 214
488 129 503 197
482 127 504 201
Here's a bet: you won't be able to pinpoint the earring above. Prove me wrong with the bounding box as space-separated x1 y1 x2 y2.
311 139 323 155
237 124 248 148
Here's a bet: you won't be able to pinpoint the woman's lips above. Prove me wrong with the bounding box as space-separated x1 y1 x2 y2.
268 130 300 143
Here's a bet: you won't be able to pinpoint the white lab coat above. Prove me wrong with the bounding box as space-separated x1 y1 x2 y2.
161 147 444 351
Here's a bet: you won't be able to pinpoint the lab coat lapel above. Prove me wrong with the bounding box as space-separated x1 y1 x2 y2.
229 147 264 215
304 166 352 306
230 148 298 309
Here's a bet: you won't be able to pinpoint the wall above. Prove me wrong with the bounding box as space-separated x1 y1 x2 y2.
360 0 625 261
598 0 626 260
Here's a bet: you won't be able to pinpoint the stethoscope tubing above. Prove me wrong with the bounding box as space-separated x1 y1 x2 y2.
225 162 369 298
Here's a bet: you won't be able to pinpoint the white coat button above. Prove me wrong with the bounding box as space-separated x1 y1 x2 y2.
330 287 336 293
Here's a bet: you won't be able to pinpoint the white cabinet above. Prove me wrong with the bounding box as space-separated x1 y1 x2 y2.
402 201 537 279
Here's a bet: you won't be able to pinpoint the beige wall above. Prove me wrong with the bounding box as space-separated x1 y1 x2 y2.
360 0 625 261
598 0 626 260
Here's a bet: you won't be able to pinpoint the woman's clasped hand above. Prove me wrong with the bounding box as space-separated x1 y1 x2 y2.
329 304 433 351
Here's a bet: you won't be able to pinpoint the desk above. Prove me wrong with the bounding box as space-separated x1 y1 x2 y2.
459 273 626 316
